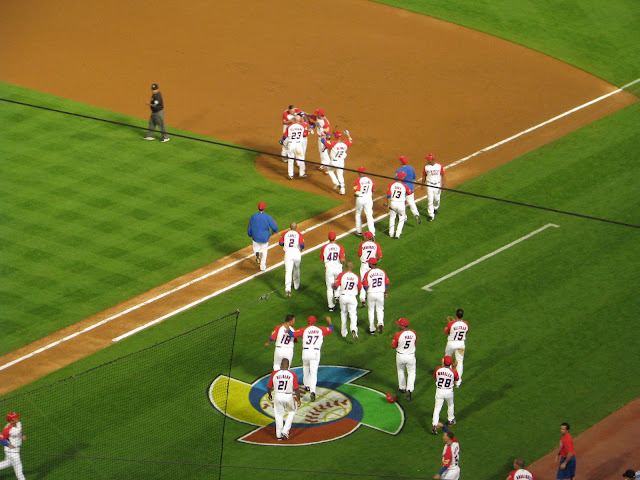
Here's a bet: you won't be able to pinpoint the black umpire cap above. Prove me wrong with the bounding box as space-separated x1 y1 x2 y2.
151 83 159 90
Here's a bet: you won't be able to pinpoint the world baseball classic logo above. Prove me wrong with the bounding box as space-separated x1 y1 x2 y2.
208 366 405 446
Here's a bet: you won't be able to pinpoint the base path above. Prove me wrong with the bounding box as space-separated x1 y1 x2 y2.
0 0 637 474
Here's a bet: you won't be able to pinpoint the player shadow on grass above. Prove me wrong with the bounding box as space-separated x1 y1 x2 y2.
455 382 514 420
29 442 90 478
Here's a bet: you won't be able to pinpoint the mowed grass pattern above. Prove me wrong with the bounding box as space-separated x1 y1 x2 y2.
0 82 339 354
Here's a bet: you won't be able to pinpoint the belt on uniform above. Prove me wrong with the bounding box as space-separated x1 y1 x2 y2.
397 352 413 355
427 183 439 186
275 345 293 348
303 347 320 350
437 387 453 390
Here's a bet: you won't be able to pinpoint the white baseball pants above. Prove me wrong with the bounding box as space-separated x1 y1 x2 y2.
284 254 301 294
442 466 460 480
366 292 385 331
338 294 358 336
359 262 371 304
445 342 465 386
273 393 297 438
0 448 25 480
432 388 455 426
252 240 269 271
396 352 416 392
287 143 306 178
405 192 419 217
302 348 321 393
325 265 342 309
355 197 375 236
273 347 294 372
427 184 441 219
389 201 407 238
328 160 345 194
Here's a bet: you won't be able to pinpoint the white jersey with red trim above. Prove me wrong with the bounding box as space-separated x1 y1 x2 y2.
320 243 345 269
325 140 352 164
280 230 304 258
387 181 411 203
507 469 535 480
363 268 389 294
1 421 23 448
423 162 445 186
270 324 296 351
316 116 330 135
354 176 374 200
445 320 469 345
358 240 382 264
392 329 416 355
333 271 361 296
433 366 459 390
285 123 306 145
267 369 299 394
442 441 460 468
297 325 332 350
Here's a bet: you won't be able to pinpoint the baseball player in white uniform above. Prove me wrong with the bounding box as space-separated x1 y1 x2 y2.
281 105 300 158
363 258 389 335
386 172 412 239
444 309 469 387
421 153 446 221
279 222 305 297
357 231 382 306
283 116 308 179
390 318 416 401
322 130 353 195
309 109 331 168
434 427 461 480
320 231 345 312
507 459 535 480
332 261 362 340
289 316 333 402
265 315 297 372
432 355 460 434
0 412 26 480
353 167 376 236
267 358 301 441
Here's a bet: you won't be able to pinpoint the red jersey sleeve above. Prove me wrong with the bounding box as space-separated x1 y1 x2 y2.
375 242 382 259
338 244 345 261
433 367 440 378
391 331 402 348
506 470 516 480
453 369 460 381
444 320 455 334
291 371 299 390
386 183 393 197
278 232 285 246
362 270 370 288
440 165 446 175
269 325 281 342
267 370 277 389
404 184 411 194
333 272 344 288
345 140 353 147
299 232 305 247
320 326 333 336
320 244 326 260
384 273 390 289
410 329 416 344
292 326 305 338
356 275 363 290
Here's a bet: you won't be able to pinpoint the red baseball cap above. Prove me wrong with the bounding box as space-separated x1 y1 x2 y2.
396 171 407 180
367 257 377 265
426 153 435 160
258 202 266 210
6 412 19 422
398 156 408 165
307 316 317 325
385 392 397 403
363 231 374 239
328 231 336 241
395 318 409 327
443 355 453 365
315 109 325 116
357 167 366 173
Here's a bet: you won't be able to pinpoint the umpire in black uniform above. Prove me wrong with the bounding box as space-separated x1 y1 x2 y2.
144 83 170 142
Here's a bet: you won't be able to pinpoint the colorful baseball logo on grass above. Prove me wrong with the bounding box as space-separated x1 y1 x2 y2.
208 366 404 446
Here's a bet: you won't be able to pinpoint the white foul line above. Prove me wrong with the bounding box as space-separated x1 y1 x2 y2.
448 77 640 169
4 77 637 368
422 223 559 291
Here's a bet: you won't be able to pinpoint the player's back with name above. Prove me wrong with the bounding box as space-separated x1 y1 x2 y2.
508 469 535 480
364 269 388 293
269 369 297 394
359 241 380 263
303 325 326 349
321 243 343 266
387 181 410 202
394 330 416 354
446 320 469 342
434 366 458 388
286 123 305 142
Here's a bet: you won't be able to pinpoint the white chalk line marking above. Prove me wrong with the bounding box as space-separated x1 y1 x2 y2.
422 223 559 291
4 77 637 368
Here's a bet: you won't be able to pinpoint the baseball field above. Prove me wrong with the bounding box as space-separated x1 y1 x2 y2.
1 1 639 479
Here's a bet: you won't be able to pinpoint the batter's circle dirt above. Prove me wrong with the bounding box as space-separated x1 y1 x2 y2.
0 1 637 476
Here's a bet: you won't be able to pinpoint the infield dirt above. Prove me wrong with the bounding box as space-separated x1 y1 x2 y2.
1 1 637 477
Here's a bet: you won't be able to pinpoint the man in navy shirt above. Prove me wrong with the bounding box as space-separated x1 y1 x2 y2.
395 156 420 224
248 202 278 271
144 83 170 142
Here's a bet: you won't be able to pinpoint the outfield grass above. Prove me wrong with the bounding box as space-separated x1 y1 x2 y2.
3 101 638 479
0 82 340 354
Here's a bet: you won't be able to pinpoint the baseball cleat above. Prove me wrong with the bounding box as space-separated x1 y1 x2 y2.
277 436 283 441
367 330 376 335
377 325 384 334
434 208 439 215
427 216 434 222
255 253 260 264
328 306 335 312
448 419 456 426
161 137 170 142
285 292 291 298
406 391 412 401
282 432 290 440
432 426 438 435
300 174 308 178
415 214 421 224
355 232 363 236
143 136 155 140
351 330 358 341
359 301 366 308
287 176 293 180
310 392 316 401
398 388 406 394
